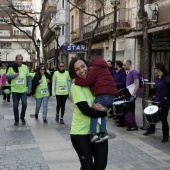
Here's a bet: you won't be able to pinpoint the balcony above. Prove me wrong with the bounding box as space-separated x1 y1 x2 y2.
46 48 57 59
71 28 83 42
82 8 131 39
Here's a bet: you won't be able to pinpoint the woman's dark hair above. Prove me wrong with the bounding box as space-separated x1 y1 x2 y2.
69 56 88 79
35 65 51 79
155 62 169 79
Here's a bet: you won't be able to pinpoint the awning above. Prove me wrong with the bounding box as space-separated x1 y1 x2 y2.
125 23 170 38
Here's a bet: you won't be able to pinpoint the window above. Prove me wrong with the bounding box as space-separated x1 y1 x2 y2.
62 25 65 35
14 3 31 10
0 42 11 49
62 0 65 9
71 15 74 32
20 42 30 48
0 30 10 37
0 18 10 24
13 29 32 35
51 13 56 23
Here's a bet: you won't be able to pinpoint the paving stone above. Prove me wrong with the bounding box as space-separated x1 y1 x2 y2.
0 130 35 146
0 149 49 170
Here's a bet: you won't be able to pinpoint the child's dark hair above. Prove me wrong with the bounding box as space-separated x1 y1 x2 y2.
69 56 88 79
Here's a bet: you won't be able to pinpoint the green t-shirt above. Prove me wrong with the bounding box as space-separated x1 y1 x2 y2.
30 72 35 78
46 69 51 75
52 71 70 95
6 64 30 93
35 75 50 98
0 69 6 75
70 84 100 135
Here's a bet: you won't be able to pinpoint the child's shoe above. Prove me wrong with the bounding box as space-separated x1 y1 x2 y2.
95 133 109 143
90 133 98 142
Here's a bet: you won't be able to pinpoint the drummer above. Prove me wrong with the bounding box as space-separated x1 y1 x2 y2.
114 60 127 127
143 62 170 143
123 59 139 131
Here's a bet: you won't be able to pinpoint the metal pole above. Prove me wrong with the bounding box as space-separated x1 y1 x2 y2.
56 36 59 70
140 0 149 130
112 3 117 64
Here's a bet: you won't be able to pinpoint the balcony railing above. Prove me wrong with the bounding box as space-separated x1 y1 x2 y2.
71 28 83 42
46 48 56 59
71 8 131 42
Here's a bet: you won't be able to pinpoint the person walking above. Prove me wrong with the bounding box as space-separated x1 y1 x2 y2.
0 65 11 102
143 62 170 143
123 59 139 131
6 54 32 126
69 56 108 170
32 65 51 124
30 68 35 78
52 62 71 124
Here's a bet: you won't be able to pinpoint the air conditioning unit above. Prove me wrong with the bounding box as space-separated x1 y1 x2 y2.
145 3 158 22
137 3 158 22
116 40 124 51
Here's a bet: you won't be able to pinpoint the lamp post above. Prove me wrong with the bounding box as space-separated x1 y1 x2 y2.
54 25 61 69
32 50 35 69
36 39 41 67
0 52 1 67
110 0 120 65
6 52 10 63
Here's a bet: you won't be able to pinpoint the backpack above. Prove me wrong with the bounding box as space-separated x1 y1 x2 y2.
139 73 144 88
0 73 6 86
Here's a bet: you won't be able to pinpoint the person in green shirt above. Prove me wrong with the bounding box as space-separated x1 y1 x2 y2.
32 65 51 124
52 62 71 124
0 65 11 102
69 56 108 170
30 68 35 78
6 54 32 126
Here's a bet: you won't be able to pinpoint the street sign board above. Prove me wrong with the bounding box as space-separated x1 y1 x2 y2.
61 45 85 53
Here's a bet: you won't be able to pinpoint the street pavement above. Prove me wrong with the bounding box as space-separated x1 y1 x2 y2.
0 95 170 170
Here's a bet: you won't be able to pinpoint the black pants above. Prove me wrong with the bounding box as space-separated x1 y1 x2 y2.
71 134 108 170
56 95 68 118
2 86 11 102
147 101 169 140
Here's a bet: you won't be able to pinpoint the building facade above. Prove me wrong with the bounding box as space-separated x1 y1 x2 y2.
42 0 70 69
0 0 34 69
69 0 170 81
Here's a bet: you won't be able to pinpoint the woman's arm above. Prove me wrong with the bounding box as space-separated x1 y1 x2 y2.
76 101 107 118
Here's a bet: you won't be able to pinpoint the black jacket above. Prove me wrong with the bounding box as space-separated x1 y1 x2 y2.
32 71 52 95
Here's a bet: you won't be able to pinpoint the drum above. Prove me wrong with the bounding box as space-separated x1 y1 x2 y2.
144 105 160 124
113 100 125 115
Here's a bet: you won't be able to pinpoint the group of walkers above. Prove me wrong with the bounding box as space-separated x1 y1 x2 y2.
0 54 170 170
0 54 71 126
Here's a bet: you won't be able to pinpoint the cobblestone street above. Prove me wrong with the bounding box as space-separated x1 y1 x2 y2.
0 96 170 170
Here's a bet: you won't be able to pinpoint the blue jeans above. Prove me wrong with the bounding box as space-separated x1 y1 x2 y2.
12 92 27 123
91 94 114 134
35 96 49 120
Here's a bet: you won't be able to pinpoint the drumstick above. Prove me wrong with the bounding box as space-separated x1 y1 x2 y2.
144 100 160 104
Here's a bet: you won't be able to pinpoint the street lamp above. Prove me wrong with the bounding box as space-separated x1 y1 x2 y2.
0 52 1 67
110 0 120 65
54 25 61 69
32 50 35 69
36 39 41 67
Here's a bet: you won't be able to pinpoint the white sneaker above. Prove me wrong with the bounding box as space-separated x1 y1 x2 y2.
90 134 98 142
